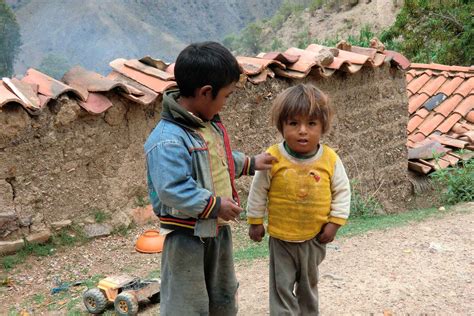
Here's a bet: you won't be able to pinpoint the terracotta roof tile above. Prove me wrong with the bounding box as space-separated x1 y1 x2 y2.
451 122 470 134
434 94 464 116
453 77 474 97
410 63 474 73
408 132 426 143
259 52 299 64
383 50 410 69
308 44 368 64
442 153 460 166
417 112 445 136
466 111 474 123
435 112 463 133
436 77 464 96
107 71 159 105
62 66 132 101
0 80 26 108
345 46 377 60
2 78 41 114
236 56 285 76
22 68 87 106
458 131 474 143
429 133 468 149
125 59 175 81
283 47 321 75
406 74 431 94
408 161 432 174
418 76 447 96
109 58 177 94
79 92 113 114
414 107 430 119
408 94 429 113
407 115 424 133
453 95 474 116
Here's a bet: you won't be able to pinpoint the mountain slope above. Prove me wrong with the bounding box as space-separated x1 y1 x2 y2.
12 0 283 74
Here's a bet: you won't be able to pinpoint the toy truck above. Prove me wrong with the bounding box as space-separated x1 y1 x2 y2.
83 275 160 315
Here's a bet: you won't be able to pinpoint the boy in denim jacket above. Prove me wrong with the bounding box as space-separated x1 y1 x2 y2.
145 41 276 315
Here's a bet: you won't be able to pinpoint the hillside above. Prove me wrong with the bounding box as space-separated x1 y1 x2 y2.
10 0 284 75
226 0 403 54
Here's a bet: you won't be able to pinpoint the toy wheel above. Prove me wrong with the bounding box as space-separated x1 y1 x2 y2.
149 291 160 303
114 291 139 316
83 288 107 314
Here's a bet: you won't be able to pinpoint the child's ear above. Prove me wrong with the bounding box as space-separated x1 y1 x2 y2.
198 85 213 98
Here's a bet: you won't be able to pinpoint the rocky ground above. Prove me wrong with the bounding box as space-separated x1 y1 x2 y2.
1 202 473 315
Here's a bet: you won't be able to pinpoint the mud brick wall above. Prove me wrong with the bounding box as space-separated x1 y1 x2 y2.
0 63 410 241
224 63 410 212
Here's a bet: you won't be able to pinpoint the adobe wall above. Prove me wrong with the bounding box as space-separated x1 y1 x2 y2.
0 63 410 241
224 63 410 212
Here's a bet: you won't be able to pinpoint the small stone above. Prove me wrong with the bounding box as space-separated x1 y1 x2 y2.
438 206 446 211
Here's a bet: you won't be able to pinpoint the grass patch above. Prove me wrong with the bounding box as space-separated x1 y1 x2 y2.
93 209 111 223
1 225 87 271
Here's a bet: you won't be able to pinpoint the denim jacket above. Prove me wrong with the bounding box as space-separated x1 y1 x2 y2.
145 89 255 237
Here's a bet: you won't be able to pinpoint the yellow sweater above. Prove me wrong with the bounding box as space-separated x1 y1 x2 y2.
247 143 350 241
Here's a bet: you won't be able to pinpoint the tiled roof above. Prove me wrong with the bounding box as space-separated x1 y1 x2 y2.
406 63 474 174
0 41 405 116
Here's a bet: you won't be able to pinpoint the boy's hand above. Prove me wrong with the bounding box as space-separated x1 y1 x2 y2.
249 224 265 242
218 197 243 221
317 223 340 244
254 153 278 170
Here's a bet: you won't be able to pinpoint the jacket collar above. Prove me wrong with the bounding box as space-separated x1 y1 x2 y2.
161 89 221 129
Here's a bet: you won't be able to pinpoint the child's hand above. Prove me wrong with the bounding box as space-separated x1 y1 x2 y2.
317 223 340 244
218 197 243 221
249 224 265 242
254 153 278 170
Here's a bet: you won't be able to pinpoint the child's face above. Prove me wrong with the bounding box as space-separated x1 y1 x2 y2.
196 82 236 120
282 115 322 155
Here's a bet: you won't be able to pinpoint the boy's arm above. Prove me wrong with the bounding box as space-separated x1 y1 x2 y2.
232 151 277 178
232 151 254 178
147 140 220 219
246 169 271 224
329 157 351 225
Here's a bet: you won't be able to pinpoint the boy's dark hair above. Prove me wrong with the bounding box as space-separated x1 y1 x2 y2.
272 83 333 134
174 41 241 98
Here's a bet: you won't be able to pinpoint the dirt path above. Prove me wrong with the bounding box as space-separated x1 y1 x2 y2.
237 203 474 315
1 203 473 315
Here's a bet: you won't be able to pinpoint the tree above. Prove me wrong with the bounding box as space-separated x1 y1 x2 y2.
381 0 473 66
0 0 21 77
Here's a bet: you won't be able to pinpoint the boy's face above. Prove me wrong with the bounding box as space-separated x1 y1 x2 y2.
195 82 236 120
282 115 322 155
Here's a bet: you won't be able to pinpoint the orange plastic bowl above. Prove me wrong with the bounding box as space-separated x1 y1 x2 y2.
135 229 165 253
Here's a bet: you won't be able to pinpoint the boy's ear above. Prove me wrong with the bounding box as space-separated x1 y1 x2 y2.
197 85 213 98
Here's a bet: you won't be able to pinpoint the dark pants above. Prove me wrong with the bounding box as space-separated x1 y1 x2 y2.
269 236 326 316
160 225 238 316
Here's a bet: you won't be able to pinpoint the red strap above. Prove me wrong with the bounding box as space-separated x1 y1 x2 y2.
216 122 240 205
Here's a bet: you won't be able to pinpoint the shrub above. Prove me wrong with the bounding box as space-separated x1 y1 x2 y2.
430 157 474 205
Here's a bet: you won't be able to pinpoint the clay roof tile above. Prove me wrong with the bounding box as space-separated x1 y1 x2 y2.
406 74 431 94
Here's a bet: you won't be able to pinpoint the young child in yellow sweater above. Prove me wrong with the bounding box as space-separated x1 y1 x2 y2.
246 83 351 315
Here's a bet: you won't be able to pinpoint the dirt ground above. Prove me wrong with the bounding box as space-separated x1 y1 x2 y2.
1 202 473 315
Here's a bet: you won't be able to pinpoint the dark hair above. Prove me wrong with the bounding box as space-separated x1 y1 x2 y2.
272 84 333 134
174 41 241 98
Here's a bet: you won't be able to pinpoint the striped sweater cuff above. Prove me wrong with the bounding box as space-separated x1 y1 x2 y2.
243 156 255 176
199 196 220 219
247 217 264 225
328 216 347 226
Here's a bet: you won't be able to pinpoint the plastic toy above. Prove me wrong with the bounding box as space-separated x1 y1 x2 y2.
83 275 160 315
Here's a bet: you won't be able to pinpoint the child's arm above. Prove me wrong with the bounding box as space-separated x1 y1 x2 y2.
318 157 351 243
232 151 277 178
147 140 223 219
246 169 271 242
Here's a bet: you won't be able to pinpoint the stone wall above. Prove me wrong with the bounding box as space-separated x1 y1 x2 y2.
0 62 410 242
